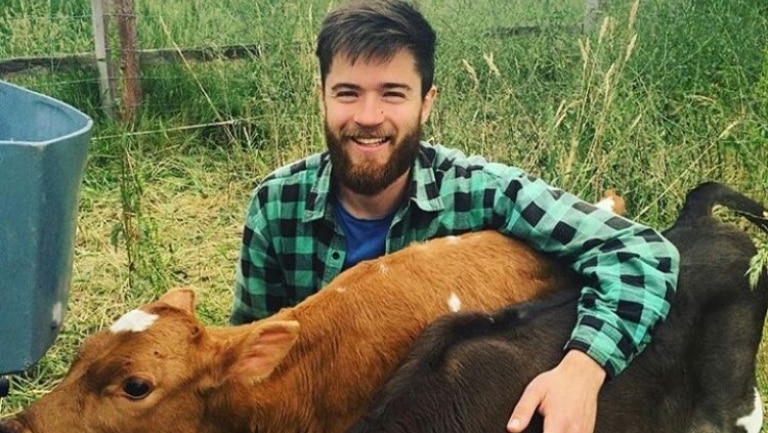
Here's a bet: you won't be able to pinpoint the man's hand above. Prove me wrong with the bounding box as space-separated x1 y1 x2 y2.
507 350 606 433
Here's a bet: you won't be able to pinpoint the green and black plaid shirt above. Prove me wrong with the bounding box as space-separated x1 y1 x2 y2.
231 143 679 377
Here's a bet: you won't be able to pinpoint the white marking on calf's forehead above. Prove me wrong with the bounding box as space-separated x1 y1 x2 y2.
110 309 159 333
448 292 462 312
736 387 764 433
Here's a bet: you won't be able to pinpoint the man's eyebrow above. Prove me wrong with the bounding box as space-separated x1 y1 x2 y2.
330 83 361 92
382 82 414 92
329 82 414 92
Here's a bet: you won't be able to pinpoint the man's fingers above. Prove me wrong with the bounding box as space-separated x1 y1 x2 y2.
507 384 543 432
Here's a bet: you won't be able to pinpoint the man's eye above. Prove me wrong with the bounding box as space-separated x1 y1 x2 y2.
334 91 357 99
383 92 405 99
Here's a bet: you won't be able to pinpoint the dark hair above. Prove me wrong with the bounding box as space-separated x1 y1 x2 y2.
315 0 436 98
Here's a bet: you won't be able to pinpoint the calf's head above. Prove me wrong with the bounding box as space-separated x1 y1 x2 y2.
0 289 300 433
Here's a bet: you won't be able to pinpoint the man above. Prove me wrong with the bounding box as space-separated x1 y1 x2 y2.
230 1 680 432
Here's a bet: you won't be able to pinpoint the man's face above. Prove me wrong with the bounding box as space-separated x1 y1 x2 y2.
322 49 436 196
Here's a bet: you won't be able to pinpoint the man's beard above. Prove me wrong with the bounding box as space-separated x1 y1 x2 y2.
325 122 421 196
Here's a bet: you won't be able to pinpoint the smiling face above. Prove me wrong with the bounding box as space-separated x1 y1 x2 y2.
323 49 436 196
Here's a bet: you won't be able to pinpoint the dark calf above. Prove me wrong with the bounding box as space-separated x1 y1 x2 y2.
347 181 768 433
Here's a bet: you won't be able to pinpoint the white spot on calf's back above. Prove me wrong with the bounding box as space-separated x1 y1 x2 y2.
445 235 460 244
736 387 763 433
448 292 462 312
110 309 159 333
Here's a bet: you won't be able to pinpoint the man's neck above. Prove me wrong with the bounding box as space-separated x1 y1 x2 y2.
336 171 410 220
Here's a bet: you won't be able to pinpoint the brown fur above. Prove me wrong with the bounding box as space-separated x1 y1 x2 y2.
270 231 579 433
0 231 582 433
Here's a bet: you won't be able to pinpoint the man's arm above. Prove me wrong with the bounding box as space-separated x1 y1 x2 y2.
490 169 679 375
482 168 679 432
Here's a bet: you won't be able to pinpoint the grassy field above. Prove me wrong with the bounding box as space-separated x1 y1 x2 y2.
1 0 767 429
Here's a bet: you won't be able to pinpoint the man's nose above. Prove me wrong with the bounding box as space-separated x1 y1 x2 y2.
353 96 385 126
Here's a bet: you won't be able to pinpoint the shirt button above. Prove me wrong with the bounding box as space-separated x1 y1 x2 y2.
331 252 340 260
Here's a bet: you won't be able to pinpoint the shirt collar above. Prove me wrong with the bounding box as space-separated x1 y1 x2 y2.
302 143 445 223
408 144 446 213
303 152 333 222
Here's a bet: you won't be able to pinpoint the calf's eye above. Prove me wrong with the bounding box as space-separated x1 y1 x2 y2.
122 377 153 400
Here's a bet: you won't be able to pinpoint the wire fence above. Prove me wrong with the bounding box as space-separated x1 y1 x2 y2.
1 0 602 133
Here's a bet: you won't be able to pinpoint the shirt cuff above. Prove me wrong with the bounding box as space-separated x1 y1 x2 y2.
564 313 634 379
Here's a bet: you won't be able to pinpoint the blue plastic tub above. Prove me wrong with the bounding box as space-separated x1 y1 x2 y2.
0 81 92 374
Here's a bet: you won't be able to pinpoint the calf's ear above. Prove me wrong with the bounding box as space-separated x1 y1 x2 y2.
158 287 197 313
227 320 301 382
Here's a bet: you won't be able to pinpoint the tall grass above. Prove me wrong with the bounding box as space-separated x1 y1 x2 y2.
0 0 767 428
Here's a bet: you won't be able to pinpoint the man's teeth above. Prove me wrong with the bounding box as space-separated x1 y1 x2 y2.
354 137 387 145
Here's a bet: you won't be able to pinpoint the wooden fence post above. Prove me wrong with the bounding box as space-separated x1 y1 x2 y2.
115 0 142 125
90 0 115 118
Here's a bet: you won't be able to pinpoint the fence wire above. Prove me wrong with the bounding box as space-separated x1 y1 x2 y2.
1 0 597 138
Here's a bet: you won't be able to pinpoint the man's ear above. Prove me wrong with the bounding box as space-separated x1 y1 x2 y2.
420 85 438 124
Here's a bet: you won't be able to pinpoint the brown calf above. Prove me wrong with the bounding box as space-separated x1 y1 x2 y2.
0 232 576 433
0 193 625 433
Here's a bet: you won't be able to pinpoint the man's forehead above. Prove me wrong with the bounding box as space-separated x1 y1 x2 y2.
326 49 420 85
333 49 399 67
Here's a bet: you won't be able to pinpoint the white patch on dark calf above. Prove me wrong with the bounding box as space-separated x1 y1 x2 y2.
447 292 462 312
736 387 763 433
110 309 159 333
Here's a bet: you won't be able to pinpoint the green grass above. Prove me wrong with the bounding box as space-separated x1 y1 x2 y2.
1 0 767 429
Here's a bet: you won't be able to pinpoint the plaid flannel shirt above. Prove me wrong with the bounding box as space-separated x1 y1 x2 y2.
231 142 680 377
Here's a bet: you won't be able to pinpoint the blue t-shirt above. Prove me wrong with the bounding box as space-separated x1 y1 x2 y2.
333 200 395 270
